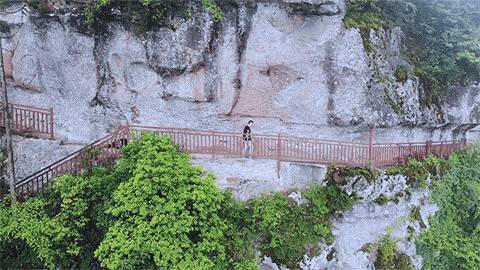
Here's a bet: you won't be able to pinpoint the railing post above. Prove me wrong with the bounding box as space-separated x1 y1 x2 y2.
212 132 216 158
10 104 14 130
368 126 373 165
409 143 413 160
426 140 430 156
49 108 54 140
125 122 132 143
277 134 282 179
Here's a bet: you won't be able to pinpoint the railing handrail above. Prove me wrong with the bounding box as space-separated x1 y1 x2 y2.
129 125 464 147
373 140 463 147
0 103 54 139
15 124 470 195
15 126 128 188
2 103 52 113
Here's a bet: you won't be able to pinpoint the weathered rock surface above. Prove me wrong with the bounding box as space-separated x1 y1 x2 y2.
297 173 436 270
0 0 478 148
189 154 437 269
12 136 83 180
0 2 472 269
190 154 327 201
198 163 436 270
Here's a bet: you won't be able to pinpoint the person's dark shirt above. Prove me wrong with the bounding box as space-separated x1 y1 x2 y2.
243 125 251 141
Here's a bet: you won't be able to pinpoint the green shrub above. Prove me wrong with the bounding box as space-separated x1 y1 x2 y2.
326 165 378 185
376 76 387 83
82 0 222 33
359 243 374 253
323 185 356 211
376 235 397 269
95 132 229 269
375 235 414 270
386 155 449 188
373 193 391 205
409 205 426 229
245 191 328 268
394 64 409 83
227 183 358 269
0 167 119 269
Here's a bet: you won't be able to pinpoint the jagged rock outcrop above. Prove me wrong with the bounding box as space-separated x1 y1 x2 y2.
299 173 438 269
0 0 478 146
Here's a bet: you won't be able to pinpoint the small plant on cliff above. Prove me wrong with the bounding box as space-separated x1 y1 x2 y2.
384 87 406 115
326 165 378 185
386 155 449 188
394 64 409 83
375 235 414 270
409 205 426 229
373 193 391 205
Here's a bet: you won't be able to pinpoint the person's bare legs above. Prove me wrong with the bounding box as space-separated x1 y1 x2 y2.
249 141 253 158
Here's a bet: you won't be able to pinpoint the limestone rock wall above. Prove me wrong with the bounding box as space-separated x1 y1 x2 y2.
0 0 479 145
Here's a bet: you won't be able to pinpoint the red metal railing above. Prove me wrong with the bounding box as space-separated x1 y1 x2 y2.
15 124 468 195
371 140 464 166
15 126 129 195
0 103 54 139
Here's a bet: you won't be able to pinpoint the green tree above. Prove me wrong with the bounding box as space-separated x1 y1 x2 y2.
417 144 480 269
0 166 121 268
95 132 228 269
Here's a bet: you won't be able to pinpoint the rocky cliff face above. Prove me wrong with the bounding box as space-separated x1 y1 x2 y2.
1 0 479 145
0 2 475 269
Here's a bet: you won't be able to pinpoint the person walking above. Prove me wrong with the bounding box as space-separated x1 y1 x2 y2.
243 120 254 158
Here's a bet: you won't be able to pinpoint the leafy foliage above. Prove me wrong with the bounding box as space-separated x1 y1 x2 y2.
386 154 450 188
417 144 480 269
218 182 357 269
375 235 414 270
218 191 258 270
234 184 357 269
95 132 228 269
83 0 222 33
0 131 359 269
0 166 121 268
343 0 389 29
409 205 426 229
344 0 480 104
326 165 378 185
394 64 410 83
373 193 391 205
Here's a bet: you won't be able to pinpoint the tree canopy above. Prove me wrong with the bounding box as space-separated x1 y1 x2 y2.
0 132 233 269
417 144 480 269
95 132 228 269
